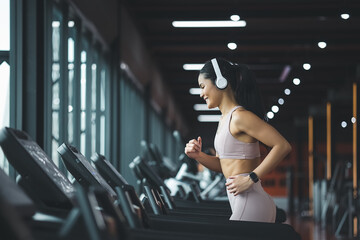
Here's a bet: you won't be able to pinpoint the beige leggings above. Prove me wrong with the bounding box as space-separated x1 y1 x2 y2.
226 173 276 223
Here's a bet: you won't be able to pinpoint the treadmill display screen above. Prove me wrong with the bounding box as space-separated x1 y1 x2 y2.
70 150 116 197
20 140 75 196
103 159 129 185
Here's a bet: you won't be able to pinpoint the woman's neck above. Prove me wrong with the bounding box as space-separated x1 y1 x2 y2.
218 99 238 116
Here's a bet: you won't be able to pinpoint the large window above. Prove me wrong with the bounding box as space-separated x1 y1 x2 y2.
46 4 109 173
0 0 10 174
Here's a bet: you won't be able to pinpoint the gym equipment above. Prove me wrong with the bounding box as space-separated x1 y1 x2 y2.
0 127 75 213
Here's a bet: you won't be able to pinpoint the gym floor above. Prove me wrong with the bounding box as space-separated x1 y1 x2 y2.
287 215 354 240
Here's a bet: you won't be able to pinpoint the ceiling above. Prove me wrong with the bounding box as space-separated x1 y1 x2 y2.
124 0 360 141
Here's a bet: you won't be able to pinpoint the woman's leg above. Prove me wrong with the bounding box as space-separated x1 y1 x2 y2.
227 180 276 223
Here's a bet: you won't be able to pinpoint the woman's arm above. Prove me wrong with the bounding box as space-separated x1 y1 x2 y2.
184 136 222 173
226 110 291 195
233 111 292 179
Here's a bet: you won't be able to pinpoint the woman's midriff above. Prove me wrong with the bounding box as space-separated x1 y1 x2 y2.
220 157 261 179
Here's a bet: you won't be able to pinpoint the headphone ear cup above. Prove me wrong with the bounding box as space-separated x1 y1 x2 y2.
211 58 228 90
216 77 228 90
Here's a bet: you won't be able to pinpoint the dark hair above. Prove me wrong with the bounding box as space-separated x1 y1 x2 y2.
199 58 265 120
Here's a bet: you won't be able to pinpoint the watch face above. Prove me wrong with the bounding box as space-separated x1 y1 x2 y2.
250 172 259 183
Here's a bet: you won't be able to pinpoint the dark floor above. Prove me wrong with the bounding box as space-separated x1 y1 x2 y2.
286 215 355 240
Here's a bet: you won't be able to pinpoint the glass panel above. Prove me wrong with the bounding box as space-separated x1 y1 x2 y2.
52 81 60 110
51 12 61 166
80 133 85 155
91 64 96 110
52 139 59 166
68 37 74 62
100 115 105 154
52 63 60 83
80 52 86 110
0 0 10 51
52 111 60 167
51 79 59 165
80 51 86 155
52 111 59 141
100 69 105 111
52 21 60 62
0 62 10 173
81 111 86 131
91 113 96 154
68 112 73 143
68 38 74 144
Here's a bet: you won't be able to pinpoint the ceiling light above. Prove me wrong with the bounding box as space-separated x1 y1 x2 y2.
293 78 301 85
341 13 350 20
227 42 237 50
267 112 274 119
230 15 240 21
183 64 204 71
52 21 60 28
303 63 311 70
198 115 221 122
278 98 284 105
68 21 75 27
341 121 347 128
351 117 356 123
318 41 327 49
172 20 246 28
271 105 279 113
194 104 219 111
189 88 201 95
284 88 291 95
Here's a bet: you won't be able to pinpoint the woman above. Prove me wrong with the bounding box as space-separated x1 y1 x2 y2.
184 58 292 223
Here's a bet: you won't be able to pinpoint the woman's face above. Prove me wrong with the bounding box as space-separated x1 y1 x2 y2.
198 73 221 109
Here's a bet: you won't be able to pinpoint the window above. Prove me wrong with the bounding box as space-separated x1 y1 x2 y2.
0 0 10 174
68 21 75 145
46 4 109 172
80 49 87 155
50 9 62 167
0 61 10 174
0 0 10 51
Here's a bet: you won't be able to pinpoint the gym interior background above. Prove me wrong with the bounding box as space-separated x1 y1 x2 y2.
0 0 359 239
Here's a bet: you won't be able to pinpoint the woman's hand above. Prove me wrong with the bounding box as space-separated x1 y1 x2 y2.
184 136 202 160
225 175 254 196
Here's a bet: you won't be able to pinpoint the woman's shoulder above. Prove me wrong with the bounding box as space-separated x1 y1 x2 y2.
231 108 261 128
232 107 256 119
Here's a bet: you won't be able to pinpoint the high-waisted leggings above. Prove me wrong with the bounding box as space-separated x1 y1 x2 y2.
226 173 276 223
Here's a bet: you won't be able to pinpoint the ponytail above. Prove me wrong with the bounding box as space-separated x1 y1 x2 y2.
231 64 266 120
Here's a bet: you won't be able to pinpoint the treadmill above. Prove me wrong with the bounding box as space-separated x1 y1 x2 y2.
0 127 244 240
90 151 301 240
58 142 266 239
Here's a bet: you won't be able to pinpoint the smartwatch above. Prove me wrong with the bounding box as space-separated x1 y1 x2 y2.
249 172 259 183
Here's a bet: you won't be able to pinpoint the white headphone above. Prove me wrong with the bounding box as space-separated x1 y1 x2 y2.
211 58 228 90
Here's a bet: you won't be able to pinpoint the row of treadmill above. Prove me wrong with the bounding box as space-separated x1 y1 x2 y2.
0 127 301 240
